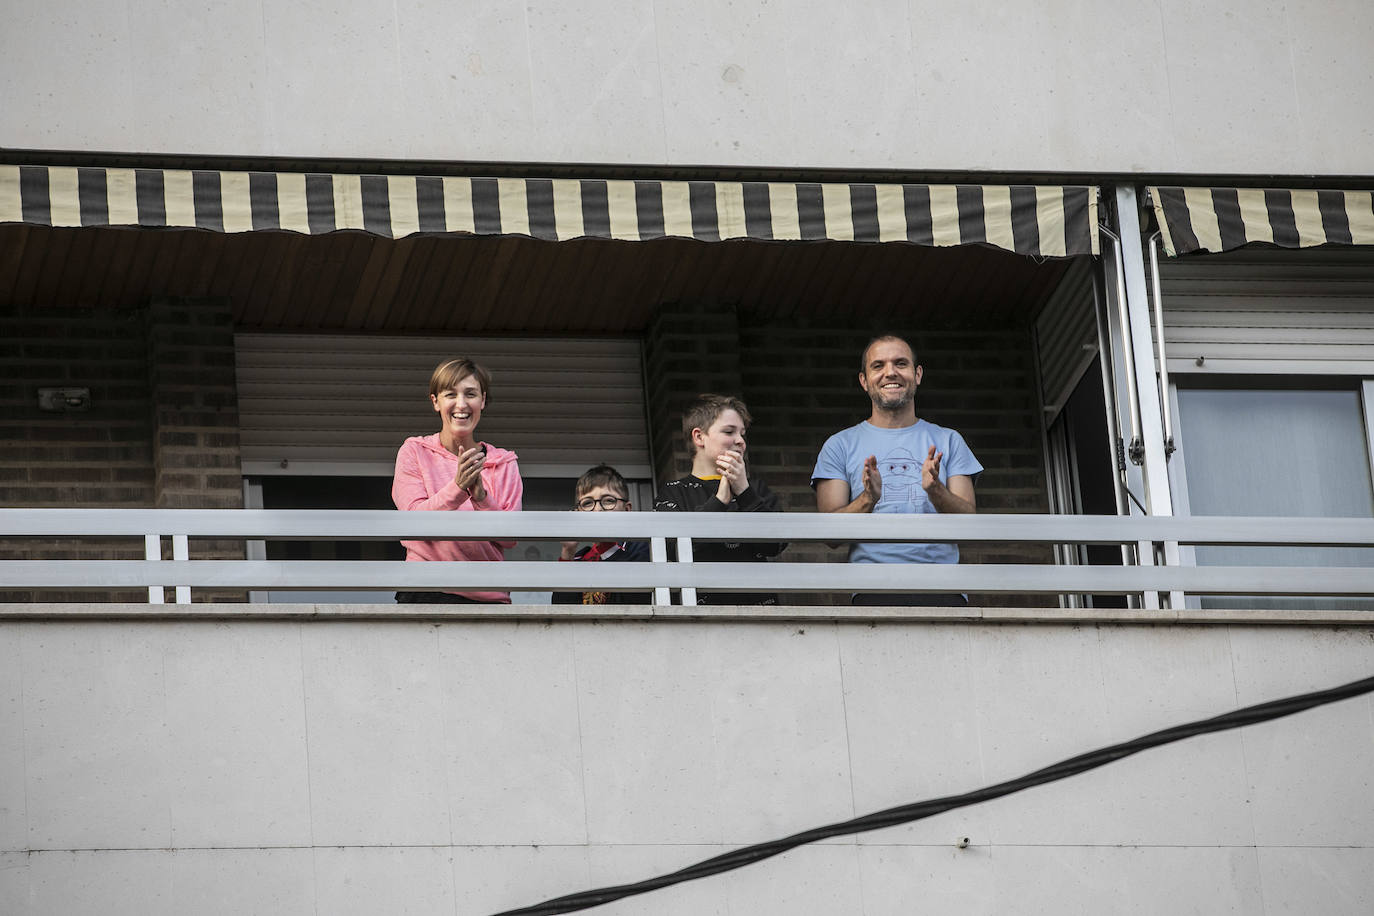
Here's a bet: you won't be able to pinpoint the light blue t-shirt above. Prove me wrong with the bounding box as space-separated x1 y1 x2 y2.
811 420 983 565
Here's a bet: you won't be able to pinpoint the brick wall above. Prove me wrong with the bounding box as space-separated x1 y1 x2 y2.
0 304 154 600
642 302 743 484
146 298 245 510
0 298 244 602
0 304 155 508
645 304 1052 606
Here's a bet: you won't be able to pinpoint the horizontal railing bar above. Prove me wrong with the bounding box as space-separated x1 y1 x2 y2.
5 560 1374 596
2 509 1373 546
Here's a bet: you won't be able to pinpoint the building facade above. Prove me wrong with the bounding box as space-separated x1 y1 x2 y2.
2 2 1373 913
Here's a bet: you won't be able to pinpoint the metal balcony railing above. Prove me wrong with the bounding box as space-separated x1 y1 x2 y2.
2 509 1373 607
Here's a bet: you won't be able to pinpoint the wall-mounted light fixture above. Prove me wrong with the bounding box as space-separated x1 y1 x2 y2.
37 387 91 412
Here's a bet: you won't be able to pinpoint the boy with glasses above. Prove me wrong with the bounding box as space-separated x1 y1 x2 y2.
554 464 650 605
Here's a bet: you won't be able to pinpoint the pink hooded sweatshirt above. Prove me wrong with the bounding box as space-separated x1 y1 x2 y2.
391 434 524 603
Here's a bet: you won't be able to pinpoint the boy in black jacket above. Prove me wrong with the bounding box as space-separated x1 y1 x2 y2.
653 393 785 605
554 464 650 605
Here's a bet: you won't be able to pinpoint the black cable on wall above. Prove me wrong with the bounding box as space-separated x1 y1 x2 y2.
492 673 1374 916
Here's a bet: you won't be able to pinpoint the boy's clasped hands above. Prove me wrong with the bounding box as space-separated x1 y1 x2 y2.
714 447 749 503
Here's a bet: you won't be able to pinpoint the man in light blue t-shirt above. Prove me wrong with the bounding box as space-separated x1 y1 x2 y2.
812 335 983 606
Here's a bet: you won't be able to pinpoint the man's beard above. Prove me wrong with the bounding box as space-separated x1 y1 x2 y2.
871 385 913 411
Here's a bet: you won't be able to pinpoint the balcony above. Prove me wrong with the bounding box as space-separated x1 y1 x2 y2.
3 507 1373 913
3 509 1371 618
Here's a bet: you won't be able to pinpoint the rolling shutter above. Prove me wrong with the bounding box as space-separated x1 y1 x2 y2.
1152 248 1374 376
1035 258 1098 420
235 334 650 477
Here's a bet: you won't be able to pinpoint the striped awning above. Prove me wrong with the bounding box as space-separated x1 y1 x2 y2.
1149 186 1374 257
0 164 1099 258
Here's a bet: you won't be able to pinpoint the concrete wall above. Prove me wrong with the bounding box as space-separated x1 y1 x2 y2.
2 615 1371 914
3 2 1371 175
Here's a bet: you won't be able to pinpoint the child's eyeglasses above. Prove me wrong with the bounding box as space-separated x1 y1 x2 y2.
576 495 628 511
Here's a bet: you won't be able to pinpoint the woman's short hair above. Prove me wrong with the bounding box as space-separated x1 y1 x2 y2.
429 358 492 402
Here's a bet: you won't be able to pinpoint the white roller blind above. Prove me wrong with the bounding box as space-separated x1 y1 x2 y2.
235 334 650 477
1155 247 1374 375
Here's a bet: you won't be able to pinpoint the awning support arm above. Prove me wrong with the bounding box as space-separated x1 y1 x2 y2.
1098 224 1145 465
1147 231 1176 456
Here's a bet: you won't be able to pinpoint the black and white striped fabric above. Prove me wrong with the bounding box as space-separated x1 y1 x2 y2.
1 165 1099 258
1149 186 1374 257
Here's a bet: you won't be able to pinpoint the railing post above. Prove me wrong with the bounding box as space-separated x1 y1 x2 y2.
144 534 163 604
650 536 670 606
677 537 696 607
172 534 190 604
1136 536 1160 610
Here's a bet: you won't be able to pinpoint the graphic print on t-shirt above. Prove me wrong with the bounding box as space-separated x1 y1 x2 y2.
879 448 926 510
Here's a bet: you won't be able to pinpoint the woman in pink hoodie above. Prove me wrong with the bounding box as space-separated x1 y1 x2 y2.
391 358 524 603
